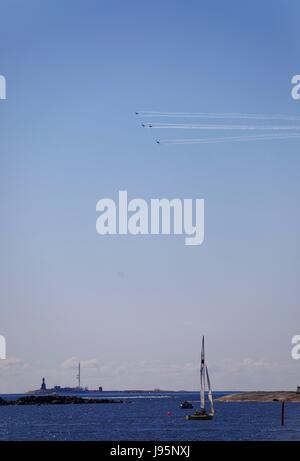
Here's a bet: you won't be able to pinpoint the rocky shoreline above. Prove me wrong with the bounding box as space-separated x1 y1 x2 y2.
218 391 300 402
0 395 123 406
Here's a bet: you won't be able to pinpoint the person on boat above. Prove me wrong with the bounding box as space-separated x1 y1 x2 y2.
180 400 193 409
195 409 206 416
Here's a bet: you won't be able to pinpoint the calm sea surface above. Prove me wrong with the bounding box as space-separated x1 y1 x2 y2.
0 391 299 441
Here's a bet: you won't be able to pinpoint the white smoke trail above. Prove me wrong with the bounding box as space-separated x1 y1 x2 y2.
136 111 300 121
143 123 300 130
157 133 300 145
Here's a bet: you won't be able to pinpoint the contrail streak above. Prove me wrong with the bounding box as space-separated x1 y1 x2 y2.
143 123 300 130
136 111 300 121
157 133 300 145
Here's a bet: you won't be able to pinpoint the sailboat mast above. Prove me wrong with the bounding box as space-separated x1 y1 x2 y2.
200 336 205 410
77 362 81 388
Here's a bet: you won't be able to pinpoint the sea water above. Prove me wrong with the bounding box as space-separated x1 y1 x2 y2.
0 391 299 441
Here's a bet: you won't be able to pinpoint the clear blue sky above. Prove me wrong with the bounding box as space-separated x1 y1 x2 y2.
0 0 300 392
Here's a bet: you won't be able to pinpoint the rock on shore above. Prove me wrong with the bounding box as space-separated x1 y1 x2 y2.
0 395 123 406
218 391 300 402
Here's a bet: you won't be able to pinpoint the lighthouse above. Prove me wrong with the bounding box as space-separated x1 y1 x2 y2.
41 377 46 391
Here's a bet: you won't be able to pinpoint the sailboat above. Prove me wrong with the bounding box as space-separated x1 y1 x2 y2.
186 336 214 421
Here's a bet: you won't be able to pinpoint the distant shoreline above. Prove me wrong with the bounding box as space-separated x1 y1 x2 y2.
0 389 233 397
218 391 300 402
1 389 298 399
0 395 124 406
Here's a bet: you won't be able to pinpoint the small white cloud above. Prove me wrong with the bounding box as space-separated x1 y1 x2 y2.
212 357 279 376
61 357 100 370
82 358 100 369
0 356 31 372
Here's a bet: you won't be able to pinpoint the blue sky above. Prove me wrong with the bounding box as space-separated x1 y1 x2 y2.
0 0 300 392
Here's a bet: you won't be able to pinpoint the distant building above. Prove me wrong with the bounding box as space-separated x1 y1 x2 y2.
41 378 46 391
33 372 103 395
297 386 300 394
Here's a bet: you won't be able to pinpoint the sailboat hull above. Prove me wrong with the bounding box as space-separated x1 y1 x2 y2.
186 413 213 421
187 336 215 422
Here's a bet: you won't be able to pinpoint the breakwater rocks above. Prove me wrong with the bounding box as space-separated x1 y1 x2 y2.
0 395 123 406
217 392 300 402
